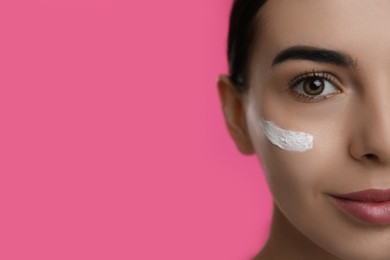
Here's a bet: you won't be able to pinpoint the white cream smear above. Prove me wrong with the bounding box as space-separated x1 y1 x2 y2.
260 119 314 152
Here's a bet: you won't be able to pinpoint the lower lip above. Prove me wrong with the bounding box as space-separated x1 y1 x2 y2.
331 196 390 225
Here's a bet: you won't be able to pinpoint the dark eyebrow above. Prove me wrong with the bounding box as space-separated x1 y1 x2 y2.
271 45 358 70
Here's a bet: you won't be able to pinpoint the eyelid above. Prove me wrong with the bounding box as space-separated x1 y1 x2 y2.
289 70 341 87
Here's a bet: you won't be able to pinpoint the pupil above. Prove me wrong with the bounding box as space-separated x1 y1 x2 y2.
303 78 325 95
310 79 322 90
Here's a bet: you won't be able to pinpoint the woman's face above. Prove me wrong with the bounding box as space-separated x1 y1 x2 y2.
221 0 390 259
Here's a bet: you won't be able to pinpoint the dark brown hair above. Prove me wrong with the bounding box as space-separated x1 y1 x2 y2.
228 0 267 93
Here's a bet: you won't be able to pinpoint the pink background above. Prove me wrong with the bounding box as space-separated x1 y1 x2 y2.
0 0 272 259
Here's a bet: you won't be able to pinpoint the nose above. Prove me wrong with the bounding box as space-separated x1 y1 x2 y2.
349 93 390 165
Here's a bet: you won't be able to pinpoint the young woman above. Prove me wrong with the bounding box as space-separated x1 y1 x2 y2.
218 0 390 259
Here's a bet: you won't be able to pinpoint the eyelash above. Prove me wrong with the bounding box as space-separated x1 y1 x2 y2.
288 70 341 102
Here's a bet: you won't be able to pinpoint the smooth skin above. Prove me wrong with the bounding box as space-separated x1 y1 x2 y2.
218 1 390 259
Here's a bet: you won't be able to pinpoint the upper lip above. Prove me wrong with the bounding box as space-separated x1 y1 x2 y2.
332 189 390 202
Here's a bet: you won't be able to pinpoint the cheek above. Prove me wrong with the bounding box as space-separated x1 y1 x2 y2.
248 117 346 207
261 119 314 152
245 91 352 201
258 144 320 207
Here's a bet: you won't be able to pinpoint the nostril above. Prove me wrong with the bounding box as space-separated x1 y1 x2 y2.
364 153 379 161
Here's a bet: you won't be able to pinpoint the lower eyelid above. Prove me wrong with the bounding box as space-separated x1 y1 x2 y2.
289 90 338 102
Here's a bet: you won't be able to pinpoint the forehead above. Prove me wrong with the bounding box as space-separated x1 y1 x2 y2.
254 0 390 69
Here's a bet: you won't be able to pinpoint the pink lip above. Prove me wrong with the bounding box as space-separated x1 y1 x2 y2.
330 189 390 225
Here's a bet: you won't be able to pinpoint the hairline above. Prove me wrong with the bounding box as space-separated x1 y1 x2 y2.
240 1 271 95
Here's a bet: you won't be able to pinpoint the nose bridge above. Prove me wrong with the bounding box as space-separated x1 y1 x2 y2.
353 80 390 163
366 76 390 132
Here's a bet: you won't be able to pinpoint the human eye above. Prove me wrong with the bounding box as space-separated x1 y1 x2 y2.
288 70 342 102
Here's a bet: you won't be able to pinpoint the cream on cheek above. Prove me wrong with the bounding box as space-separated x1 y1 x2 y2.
260 119 314 152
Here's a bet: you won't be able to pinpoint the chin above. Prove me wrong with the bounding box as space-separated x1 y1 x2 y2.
309 229 390 260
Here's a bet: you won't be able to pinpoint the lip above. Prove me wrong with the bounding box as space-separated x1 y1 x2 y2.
330 189 390 225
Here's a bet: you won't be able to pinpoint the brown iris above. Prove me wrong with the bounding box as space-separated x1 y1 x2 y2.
303 78 325 95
